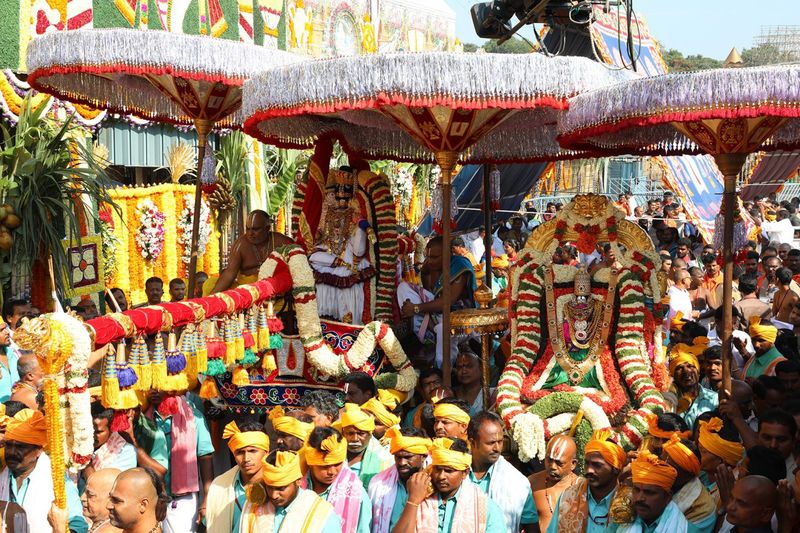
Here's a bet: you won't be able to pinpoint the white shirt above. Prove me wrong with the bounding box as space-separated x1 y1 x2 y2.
707 328 752 370
667 286 693 325
468 233 486 264
761 218 795 244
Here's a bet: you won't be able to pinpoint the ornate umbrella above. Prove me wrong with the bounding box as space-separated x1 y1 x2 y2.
26 29 302 296
558 64 800 393
242 52 629 384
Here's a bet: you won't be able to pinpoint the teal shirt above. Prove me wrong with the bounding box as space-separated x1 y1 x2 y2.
546 486 617 533
273 489 342 533
151 394 214 496
605 512 701 533
691 507 717 533
0 344 20 402
10 469 87 533
231 472 247 533
680 386 719 429
436 484 506 533
468 462 538 525
389 479 409 531
744 346 785 379
307 472 373 533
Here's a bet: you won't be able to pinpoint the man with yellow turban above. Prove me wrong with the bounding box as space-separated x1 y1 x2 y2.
609 451 691 532
332 403 392 488
206 420 270 533
743 317 786 379
660 435 716 533
547 429 626 533
391 437 505 532
269 407 314 452
432 398 471 439
239 450 341 532
367 427 430 533
0 409 87 532
303 426 372 533
361 389 403 442
668 338 718 428
697 417 744 510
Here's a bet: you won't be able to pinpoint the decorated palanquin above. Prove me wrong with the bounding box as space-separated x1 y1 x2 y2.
497 195 669 463
292 140 398 324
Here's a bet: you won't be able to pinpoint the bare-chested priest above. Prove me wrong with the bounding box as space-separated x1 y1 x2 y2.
528 434 578 532
211 210 293 294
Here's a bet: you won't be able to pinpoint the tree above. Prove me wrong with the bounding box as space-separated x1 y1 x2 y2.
462 43 480 53
482 37 532 54
661 47 721 72
740 43 797 67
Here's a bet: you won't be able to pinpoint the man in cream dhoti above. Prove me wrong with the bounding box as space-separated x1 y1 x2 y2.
609 451 693 533
303 427 373 533
547 429 626 533
367 427 430 533
206 421 270 533
239 451 341 532
0 409 87 532
332 403 393 489
390 437 505 532
661 434 716 533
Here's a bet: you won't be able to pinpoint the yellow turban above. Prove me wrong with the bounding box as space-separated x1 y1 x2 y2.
361 390 402 428
646 413 690 440
749 317 778 343
662 434 700 476
631 451 678 491
385 427 431 455
583 429 626 470
302 433 348 466
698 417 744 466
222 421 270 454
332 403 375 433
492 254 510 269
5 409 46 447
262 451 303 487
433 403 470 425
670 311 687 332
269 407 314 442
669 344 701 375
429 438 471 471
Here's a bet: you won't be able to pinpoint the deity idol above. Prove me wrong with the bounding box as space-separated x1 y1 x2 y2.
497 195 669 463
309 167 376 324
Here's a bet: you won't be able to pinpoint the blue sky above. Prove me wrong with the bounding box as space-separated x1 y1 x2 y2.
449 0 797 59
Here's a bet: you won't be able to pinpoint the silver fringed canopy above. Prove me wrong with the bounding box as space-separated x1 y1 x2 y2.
242 52 631 162
27 29 303 126
558 64 800 156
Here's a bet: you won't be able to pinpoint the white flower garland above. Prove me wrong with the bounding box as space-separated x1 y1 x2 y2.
135 198 165 262
512 412 545 463
177 195 212 264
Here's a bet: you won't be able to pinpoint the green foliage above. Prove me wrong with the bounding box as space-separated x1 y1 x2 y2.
262 146 308 216
482 37 533 54
462 43 480 53
741 43 797 67
661 48 721 72
216 131 248 198
0 96 118 298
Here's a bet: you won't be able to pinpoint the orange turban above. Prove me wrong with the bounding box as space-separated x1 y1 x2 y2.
262 451 303 487
385 427 431 455
749 317 778 343
584 429 626 470
670 312 688 332
662 434 700 476
361 390 402 428
632 451 678 491
222 421 270 454
433 403 470 425
5 409 46 447
698 417 744 466
302 433 347 466
332 403 375 433
491 255 510 269
646 413 690 440
429 438 471 471
269 407 314 442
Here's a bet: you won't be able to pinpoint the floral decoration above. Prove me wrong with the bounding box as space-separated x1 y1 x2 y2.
99 206 119 282
177 194 212 266
135 198 165 262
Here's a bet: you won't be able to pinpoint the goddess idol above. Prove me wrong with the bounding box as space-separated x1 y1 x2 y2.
497 195 669 463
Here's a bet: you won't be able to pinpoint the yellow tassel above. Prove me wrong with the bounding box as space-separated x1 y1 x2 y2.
257 328 270 353
163 372 189 393
151 361 167 391
114 388 141 410
224 340 236 366
199 377 220 399
102 375 120 409
232 365 250 386
235 336 244 362
137 361 152 391
262 351 277 372
196 345 208 375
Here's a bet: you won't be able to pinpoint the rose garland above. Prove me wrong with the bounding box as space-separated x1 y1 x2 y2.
135 198 165 262
259 245 417 392
177 194 212 265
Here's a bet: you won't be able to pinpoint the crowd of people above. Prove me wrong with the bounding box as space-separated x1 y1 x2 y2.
1 192 800 532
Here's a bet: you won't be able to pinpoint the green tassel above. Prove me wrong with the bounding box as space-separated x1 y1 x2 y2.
238 348 258 366
205 359 227 376
269 334 283 350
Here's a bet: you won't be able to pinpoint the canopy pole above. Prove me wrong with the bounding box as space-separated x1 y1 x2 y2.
188 119 214 299
483 164 493 286
436 151 458 387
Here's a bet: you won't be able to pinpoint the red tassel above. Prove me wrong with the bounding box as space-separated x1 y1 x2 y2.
206 337 226 359
242 330 255 349
156 395 179 417
110 411 130 432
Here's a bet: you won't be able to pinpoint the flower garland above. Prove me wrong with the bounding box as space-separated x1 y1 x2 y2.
98 206 119 283
135 198 165 262
56 313 93 472
177 194 212 266
259 245 417 392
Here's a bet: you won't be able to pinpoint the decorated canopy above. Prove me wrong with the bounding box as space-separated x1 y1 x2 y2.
242 52 631 163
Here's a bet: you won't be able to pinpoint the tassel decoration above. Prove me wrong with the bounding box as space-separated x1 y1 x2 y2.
269 334 284 350
182 326 198 383
110 411 130 432
195 325 208 375
205 358 227 376
224 317 237 366
136 336 152 391
261 350 277 372
257 305 270 352
151 334 167 390
101 344 120 409
199 377 220 399
232 365 250 386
